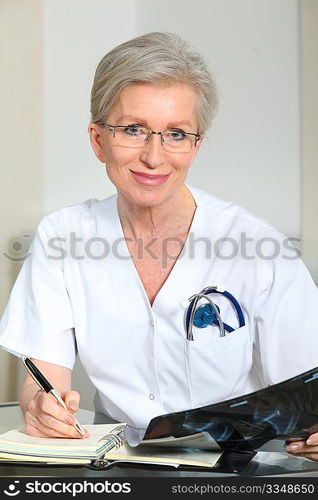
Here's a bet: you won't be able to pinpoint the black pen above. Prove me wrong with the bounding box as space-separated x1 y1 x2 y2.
21 355 85 436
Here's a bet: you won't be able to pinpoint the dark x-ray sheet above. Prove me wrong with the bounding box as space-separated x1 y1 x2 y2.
143 366 318 453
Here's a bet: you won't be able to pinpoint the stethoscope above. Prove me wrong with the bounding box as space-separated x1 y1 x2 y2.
183 285 245 341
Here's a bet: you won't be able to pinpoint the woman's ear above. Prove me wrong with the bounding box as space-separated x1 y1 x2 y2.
88 123 106 163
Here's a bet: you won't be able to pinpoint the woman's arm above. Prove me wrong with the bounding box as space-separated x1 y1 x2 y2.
20 358 87 438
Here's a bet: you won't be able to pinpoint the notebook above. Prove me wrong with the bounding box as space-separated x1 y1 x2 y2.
0 423 223 470
0 424 126 465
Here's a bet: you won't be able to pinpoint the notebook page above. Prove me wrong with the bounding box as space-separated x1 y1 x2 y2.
0 424 126 458
0 452 90 465
140 431 221 450
105 441 222 468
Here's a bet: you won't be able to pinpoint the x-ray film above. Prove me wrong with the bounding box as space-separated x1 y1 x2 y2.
143 366 318 452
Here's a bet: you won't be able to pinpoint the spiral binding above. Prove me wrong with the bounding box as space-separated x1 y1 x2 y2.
90 424 126 470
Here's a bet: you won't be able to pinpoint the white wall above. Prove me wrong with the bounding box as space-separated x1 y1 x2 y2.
43 0 137 214
136 0 300 238
300 0 318 282
0 0 43 402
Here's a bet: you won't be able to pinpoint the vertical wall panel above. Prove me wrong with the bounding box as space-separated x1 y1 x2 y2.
43 0 137 214
136 0 300 237
300 0 318 283
0 0 43 401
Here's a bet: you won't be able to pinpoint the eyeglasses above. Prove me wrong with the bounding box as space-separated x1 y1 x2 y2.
100 123 201 153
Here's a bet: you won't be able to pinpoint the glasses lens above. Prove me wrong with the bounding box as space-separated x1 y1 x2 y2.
162 130 194 153
113 126 147 148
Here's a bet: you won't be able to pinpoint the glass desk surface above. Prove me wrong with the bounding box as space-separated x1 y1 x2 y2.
0 404 318 477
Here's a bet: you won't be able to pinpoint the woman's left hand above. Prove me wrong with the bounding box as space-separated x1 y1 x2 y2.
285 432 318 462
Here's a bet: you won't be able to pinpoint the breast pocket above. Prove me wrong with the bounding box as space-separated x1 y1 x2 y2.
185 325 252 409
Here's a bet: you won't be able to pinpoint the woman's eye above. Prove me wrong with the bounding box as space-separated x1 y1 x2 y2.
123 126 142 136
167 129 186 141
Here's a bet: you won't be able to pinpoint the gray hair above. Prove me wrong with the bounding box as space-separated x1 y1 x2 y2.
90 32 218 134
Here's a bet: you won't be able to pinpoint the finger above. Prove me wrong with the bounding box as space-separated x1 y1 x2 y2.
306 432 318 446
27 391 88 438
36 412 85 438
34 391 76 424
27 392 84 438
25 421 56 438
285 439 306 451
61 390 81 413
25 411 84 439
25 412 71 438
285 440 318 454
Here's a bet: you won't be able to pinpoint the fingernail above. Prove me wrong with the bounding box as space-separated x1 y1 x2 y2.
80 431 89 439
69 400 78 411
306 439 317 445
286 444 299 451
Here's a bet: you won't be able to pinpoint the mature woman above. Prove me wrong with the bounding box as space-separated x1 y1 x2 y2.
0 32 318 460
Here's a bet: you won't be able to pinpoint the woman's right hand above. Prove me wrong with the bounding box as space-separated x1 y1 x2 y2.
24 389 88 438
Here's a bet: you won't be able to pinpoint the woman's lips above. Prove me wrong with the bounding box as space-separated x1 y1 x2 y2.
130 170 171 186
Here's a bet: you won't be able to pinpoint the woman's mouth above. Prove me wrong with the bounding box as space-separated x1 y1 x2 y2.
129 170 171 186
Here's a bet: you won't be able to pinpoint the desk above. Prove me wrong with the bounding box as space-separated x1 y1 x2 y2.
1 404 318 477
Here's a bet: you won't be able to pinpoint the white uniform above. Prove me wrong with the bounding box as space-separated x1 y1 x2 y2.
0 185 317 430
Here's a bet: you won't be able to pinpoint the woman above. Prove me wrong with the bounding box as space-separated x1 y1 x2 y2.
0 32 318 461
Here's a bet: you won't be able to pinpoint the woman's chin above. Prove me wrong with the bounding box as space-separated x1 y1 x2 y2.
119 186 173 208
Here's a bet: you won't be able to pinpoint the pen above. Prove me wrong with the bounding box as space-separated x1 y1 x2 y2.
21 355 86 437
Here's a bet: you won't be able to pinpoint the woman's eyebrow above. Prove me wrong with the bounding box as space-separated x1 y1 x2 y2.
116 115 147 125
166 120 193 129
115 115 193 129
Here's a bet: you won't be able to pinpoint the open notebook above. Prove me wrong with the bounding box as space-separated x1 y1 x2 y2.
0 423 223 470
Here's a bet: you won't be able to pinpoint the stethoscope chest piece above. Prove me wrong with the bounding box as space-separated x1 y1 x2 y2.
193 303 220 328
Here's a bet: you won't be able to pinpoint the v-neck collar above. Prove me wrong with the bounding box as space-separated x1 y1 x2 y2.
111 184 201 310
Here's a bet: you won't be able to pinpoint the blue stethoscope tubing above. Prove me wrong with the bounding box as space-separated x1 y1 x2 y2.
185 286 245 341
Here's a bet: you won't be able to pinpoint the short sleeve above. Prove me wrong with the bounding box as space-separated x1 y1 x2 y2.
254 242 318 384
0 215 77 369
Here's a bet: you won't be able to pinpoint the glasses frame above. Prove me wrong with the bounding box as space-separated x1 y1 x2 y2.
99 123 201 152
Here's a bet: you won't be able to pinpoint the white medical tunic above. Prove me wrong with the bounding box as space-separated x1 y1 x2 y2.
0 185 318 430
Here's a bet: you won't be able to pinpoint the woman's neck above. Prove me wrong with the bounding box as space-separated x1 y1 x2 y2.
117 185 197 239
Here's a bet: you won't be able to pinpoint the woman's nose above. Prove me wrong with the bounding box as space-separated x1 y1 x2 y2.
139 133 166 169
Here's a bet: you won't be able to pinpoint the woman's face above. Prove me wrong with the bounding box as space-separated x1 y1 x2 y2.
88 83 202 207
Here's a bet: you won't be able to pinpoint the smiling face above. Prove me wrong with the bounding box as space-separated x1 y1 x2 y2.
88 83 202 207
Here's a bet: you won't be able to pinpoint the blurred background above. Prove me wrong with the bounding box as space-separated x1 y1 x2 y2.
0 0 317 409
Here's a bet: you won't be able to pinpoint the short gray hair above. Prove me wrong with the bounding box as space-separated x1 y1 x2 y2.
90 32 218 134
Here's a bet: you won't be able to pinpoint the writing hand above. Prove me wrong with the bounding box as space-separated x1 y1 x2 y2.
24 389 89 439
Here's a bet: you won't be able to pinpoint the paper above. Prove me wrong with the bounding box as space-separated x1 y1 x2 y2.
0 452 90 465
0 424 125 460
140 431 221 450
105 441 222 468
